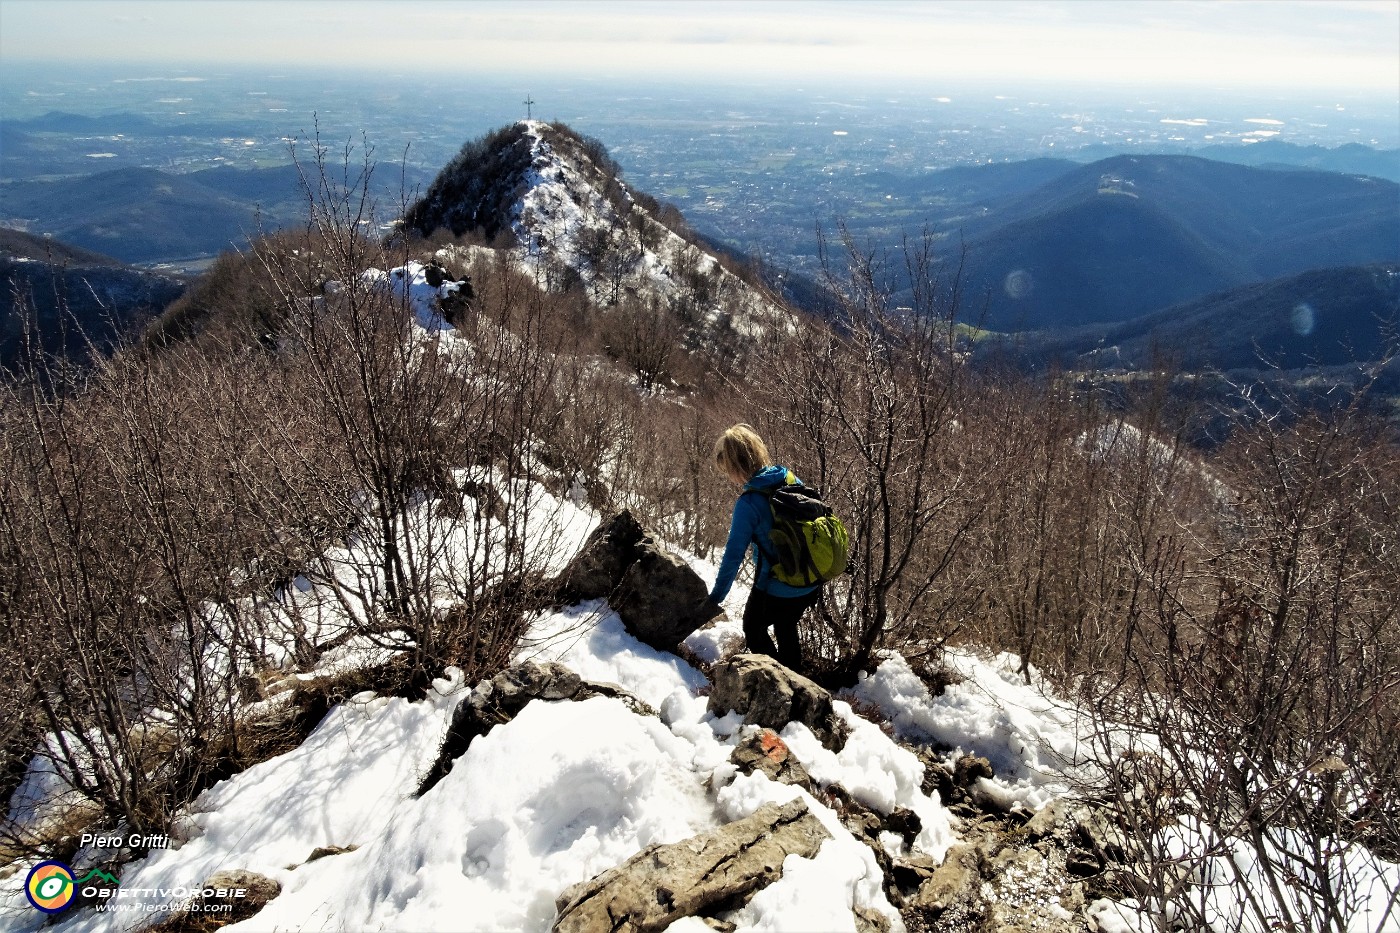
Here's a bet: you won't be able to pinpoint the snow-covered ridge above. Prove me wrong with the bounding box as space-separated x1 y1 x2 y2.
399 119 796 351
518 120 792 337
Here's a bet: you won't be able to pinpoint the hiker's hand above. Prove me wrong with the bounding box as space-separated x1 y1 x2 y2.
694 596 724 620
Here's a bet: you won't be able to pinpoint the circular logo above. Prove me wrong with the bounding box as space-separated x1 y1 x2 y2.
25 860 76 913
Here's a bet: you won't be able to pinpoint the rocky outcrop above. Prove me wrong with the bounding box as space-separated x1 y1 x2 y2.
728 728 813 790
304 844 359 865
895 792 1111 933
551 799 830 933
916 749 998 818
907 842 983 916
149 869 281 932
707 654 846 751
418 660 652 795
819 783 924 905
556 510 721 651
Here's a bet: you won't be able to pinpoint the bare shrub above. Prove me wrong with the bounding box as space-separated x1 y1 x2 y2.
1081 387 1400 932
0 334 336 839
755 229 988 675
600 295 683 392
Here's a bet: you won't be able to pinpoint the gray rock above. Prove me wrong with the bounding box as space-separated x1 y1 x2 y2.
909 843 984 916
614 547 713 650
1075 809 1129 865
151 869 281 930
884 808 923 849
556 510 718 651
708 654 846 751
728 728 814 790
1024 798 1072 840
824 784 919 848
890 852 938 894
557 510 646 599
551 798 831 933
1066 848 1101 877
418 660 654 795
953 754 994 787
918 755 956 804
853 906 891 933
305 844 359 863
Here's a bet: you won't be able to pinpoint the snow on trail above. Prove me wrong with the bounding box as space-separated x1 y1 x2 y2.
2 602 932 932
3 583 973 932
233 696 718 932
852 652 1089 809
8 501 1400 931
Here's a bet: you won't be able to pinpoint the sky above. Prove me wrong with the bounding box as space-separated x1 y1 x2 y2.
0 0 1397 95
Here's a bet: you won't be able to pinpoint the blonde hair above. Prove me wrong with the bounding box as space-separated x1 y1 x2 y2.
714 423 772 483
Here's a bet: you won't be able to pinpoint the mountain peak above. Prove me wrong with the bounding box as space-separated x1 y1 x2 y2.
404 122 789 339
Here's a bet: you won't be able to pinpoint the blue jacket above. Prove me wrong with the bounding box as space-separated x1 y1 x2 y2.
709 465 821 603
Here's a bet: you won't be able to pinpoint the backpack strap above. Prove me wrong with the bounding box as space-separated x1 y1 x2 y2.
741 470 815 586
752 483 829 586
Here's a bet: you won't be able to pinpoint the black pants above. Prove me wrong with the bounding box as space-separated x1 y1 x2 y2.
743 587 821 673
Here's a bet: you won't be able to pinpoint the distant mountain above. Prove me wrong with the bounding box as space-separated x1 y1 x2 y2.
920 158 1080 202
0 227 125 267
955 155 1399 330
1189 141 1400 183
0 110 261 140
0 167 268 263
1 230 186 368
1003 263 1399 373
0 163 429 264
187 164 304 203
854 158 1079 210
1060 141 1400 182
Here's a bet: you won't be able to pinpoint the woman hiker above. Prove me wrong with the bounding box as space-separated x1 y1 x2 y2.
706 423 821 674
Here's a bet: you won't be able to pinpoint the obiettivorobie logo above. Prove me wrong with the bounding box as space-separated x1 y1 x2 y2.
24 862 117 914
23 857 248 917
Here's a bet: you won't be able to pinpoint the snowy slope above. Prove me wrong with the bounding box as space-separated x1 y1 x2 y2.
418 121 793 342
4 262 1397 933
5 483 1398 933
0 554 1048 933
519 122 790 336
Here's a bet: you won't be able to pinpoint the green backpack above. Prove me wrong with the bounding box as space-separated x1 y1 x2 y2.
756 477 850 587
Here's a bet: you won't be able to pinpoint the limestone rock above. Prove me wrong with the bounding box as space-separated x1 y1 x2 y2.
151 869 281 931
556 510 719 651
890 852 938 894
728 728 813 790
615 548 714 650
418 660 654 795
918 755 956 804
853 905 891 933
953 754 993 787
708 654 846 751
1076 809 1129 866
557 510 646 599
551 799 830 933
909 843 983 915
305 844 359 863
1024 798 1072 840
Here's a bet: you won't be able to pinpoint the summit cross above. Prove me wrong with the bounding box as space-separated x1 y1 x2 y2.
523 94 535 120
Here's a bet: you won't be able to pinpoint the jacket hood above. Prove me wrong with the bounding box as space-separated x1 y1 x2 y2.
744 465 793 491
